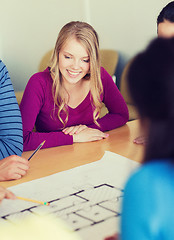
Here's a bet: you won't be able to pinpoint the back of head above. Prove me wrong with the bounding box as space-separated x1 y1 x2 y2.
157 1 174 24
127 37 174 162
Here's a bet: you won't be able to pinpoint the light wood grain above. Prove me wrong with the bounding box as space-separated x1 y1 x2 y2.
1 120 144 188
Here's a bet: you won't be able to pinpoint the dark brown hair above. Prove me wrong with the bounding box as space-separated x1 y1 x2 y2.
127 37 174 163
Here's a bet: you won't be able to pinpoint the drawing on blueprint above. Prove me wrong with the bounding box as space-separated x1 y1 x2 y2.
1 183 123 232
0 151 139 240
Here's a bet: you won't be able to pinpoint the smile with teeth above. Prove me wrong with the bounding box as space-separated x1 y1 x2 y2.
67 69 81 76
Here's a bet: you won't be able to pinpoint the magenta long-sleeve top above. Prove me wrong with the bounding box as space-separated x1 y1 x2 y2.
20 67 129 151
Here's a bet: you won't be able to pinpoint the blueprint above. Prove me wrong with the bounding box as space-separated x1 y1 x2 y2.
0 151 139 240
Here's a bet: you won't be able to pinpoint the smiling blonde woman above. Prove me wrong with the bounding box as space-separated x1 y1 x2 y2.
20 21 128 151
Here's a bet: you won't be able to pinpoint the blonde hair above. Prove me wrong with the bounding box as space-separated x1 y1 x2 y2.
50 21 103 127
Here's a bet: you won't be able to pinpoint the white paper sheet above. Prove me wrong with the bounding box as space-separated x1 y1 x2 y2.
0 151 139 240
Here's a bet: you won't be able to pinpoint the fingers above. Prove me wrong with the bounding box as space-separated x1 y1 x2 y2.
102 133 109 138
73 127 109 143
3 155 29 167
63 125 87 135
0 191 6 203
9 155 29 165
74 125 88 134
7 163 29 180
9 173 23 180
63 126 77 135
4 189 16 200
1 168 28 181
88 128 109 139
88 132 109 142
90 135 107 141
14 166 29 178
63 125 109 143
0 186 16 203
133 136 147 144
0 156 29 181
7 155 29 176
0 186 7 202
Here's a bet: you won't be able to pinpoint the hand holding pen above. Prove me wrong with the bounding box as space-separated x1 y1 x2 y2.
0 141 45 181
0 141 48 204
0 155 29 181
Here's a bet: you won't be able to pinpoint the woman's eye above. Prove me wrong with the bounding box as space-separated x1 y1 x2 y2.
64 55 71 59
83 59 89 63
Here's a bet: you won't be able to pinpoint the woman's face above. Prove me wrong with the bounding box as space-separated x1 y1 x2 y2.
59 37 90 86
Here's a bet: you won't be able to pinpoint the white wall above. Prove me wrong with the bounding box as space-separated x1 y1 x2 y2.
90 0 170 56
0 0 171 91
89 0 171 86
0 0 86 91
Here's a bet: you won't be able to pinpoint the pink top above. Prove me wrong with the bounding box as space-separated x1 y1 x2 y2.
20 67 129 151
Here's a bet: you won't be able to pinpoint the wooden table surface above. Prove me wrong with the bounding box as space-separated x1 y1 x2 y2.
1 119 144 188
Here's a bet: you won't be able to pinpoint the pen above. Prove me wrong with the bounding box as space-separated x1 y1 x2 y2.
16 196 50 206
28 140 46 161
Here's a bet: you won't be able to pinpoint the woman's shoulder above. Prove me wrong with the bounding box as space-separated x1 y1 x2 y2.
0 60 12 87
30 67 51 80
100 67 114 85
28 67 52 88
100 66 110 78
0 60 8 78
0 59 5 69
125 160 174 192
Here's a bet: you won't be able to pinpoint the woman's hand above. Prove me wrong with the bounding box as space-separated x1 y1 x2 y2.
63 125 88 135
0 186 16 203
133 135 147 144
72 127 109 142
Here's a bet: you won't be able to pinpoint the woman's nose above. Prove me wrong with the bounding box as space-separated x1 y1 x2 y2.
71 59 80 69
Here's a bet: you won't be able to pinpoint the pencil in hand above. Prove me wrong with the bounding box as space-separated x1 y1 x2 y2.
28 140 46 161
16 196 50 206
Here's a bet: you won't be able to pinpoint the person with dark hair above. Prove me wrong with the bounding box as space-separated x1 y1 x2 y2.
134 1 174 144
157 1 174 37
105 36 174 240
121 37 174 239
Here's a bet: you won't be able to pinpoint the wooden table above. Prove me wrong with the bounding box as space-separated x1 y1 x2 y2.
1 120 144 188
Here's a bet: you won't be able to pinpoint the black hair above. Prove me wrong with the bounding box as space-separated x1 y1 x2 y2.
127 37 174 163
157 1 174 24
